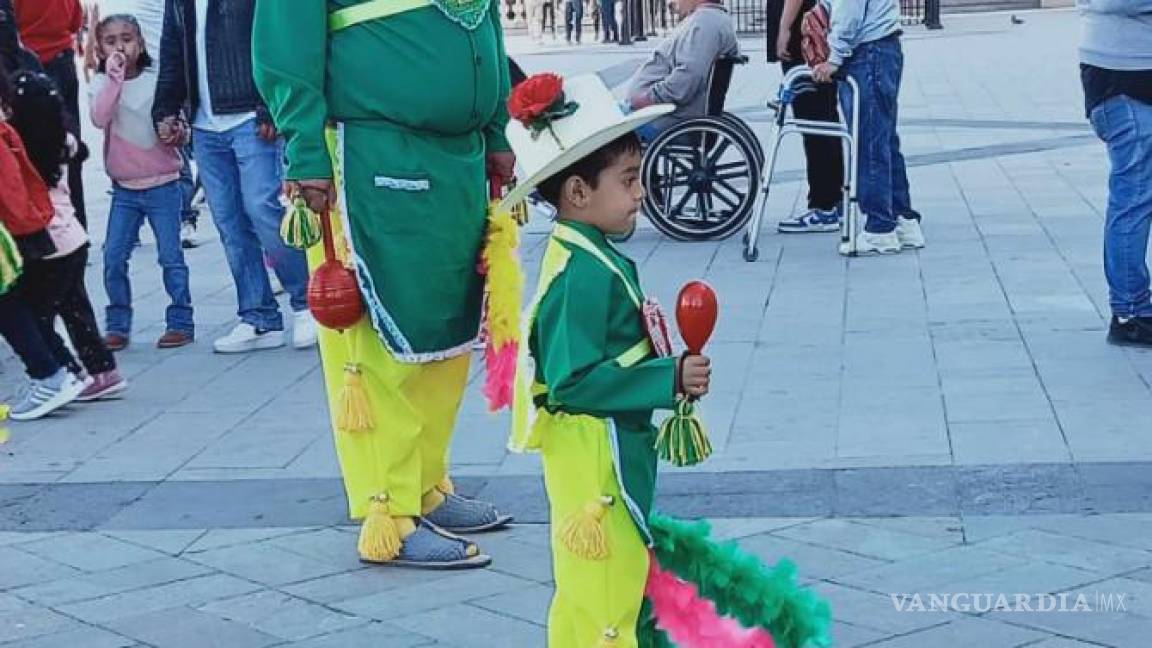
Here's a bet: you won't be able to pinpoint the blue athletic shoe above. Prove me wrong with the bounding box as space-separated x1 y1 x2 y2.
777 207 841 233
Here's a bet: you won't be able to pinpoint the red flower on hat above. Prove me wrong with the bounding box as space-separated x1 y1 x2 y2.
508 73 579 148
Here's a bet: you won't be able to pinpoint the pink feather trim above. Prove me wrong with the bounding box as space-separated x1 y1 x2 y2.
483 341 518 411
646 558 776 648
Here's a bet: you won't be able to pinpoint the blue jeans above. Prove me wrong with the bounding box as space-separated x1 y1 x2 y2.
193 119 308 331
840 35 913 234
1090 95 1152 318
103 182 194 336
178 144 198 226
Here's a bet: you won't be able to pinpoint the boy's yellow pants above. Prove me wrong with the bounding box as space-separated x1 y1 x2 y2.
540 413 650 648
316 317 471 520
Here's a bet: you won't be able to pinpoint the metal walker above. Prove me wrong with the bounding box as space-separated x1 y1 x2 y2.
742 66 862 261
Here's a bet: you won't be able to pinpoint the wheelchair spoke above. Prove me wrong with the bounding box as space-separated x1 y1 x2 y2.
714 177 748 205
709 183 741 209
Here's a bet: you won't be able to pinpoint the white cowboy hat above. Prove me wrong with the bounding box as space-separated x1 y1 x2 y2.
502 73 674 210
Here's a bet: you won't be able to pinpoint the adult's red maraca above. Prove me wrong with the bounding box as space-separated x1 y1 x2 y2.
676 281 718 354
307 207 364 331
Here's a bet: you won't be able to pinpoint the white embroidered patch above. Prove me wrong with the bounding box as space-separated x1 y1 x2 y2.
374 176 431 192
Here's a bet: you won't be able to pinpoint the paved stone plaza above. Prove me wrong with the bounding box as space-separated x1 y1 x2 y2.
3 9 1152 647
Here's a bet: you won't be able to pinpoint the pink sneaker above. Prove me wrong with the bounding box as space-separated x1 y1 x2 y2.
76 370 128 402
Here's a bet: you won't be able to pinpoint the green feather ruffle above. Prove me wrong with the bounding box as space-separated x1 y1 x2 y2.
647 513 832 648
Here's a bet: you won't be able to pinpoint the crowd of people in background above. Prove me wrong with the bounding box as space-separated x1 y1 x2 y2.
0 0 316 422
528 0 668 44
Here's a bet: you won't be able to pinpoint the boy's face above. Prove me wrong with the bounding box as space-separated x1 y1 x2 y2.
579 148 645 237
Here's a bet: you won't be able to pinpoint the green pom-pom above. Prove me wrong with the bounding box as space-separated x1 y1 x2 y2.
280 199 323 250
655 399 713 466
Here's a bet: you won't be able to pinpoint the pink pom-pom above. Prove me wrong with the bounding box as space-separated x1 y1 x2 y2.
483 341 518 411
646 558 776 648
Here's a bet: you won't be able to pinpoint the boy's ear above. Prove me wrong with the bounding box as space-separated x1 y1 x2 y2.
563 176 588 209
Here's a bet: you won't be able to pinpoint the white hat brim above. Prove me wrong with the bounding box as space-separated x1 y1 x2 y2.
500 104 675 211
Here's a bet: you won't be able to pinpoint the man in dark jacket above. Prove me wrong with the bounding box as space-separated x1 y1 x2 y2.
153 0 314 354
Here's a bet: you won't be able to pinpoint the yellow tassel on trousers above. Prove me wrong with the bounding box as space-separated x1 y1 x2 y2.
336 363 374 432
436 477 455 495
558 495 613 560
358 493 403 562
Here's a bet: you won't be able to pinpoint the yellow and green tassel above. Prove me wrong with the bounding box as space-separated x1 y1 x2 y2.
280 198 323 250
0 223 23 297
655 398 713 467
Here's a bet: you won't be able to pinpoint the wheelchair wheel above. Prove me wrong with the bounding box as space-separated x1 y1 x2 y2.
719 113 764 167
642 118 762 242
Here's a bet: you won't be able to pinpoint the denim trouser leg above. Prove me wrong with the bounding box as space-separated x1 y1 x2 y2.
232 123 309 313
103 187 146 336
1091 95 1152 318
142 182 195 333
841 37 905 234
194 123 283 331
178 145 198 226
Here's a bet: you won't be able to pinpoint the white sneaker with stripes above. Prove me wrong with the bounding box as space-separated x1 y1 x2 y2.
9 369 86 421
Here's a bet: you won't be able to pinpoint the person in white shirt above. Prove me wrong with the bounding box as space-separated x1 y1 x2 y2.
151 0 315 353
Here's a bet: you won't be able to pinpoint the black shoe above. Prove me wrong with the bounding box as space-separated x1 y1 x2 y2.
1108 316 1152 347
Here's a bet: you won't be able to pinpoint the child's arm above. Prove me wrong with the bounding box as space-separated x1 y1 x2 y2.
536 268 680 418
89 74 121 130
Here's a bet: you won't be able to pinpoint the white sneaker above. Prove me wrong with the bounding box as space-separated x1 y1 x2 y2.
292 311 318 350
9 369 86 421
842 230 902 256
180 222 199 249
213 323 285 354
896 217 925 249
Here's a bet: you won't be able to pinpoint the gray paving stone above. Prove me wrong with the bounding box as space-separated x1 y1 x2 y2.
0 546 81 589
812 581 963 635
102 529 208 555
0 532 63 548
389 603 546 648
835 546 1028 593
0 605 83 643
950 420 1071 465
279 622 437 648
18 532 168 572
0 626 137 648
282 567 457 605
185 542 352 587
865 617 1048 647
1064 577 1152 618
989 608 1152 647
333 571 533 621
12 556 212 606
266 527 366 572
1029 514 1152 552
185 528 320 553
470 583 553 624
483 536 555 584
106 607 281 648
848 516 964 541
737 533 890 583
974 529 1152 575
772 519 958 562
198 590 367 641
57 573 263 624
826 620 889 648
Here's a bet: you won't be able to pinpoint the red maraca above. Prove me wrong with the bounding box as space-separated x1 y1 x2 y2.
307 207 363 331
657 280 718 467
676 281 718 354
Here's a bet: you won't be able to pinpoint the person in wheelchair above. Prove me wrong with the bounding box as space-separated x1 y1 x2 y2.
623 0 738 141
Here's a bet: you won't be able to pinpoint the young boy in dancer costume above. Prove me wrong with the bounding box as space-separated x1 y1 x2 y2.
505 74 832 648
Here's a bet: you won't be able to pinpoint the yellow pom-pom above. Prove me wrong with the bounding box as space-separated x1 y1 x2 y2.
436 477 456 495
558 495 614 560
358 493 403 562
280 198 323 250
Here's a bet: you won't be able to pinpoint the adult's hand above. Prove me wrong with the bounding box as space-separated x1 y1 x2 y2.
156 115 182 146
812 61 839 84
629 91 655 110
486 151 517 184
776 31 792 62
258 122 278 141
287 179 335 215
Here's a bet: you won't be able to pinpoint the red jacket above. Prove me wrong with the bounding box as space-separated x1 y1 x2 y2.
12 0 82 64
0 123 53 237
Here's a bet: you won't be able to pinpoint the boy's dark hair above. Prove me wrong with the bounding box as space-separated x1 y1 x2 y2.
95 14 153 73
7 71 67 188
536 132 642 208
